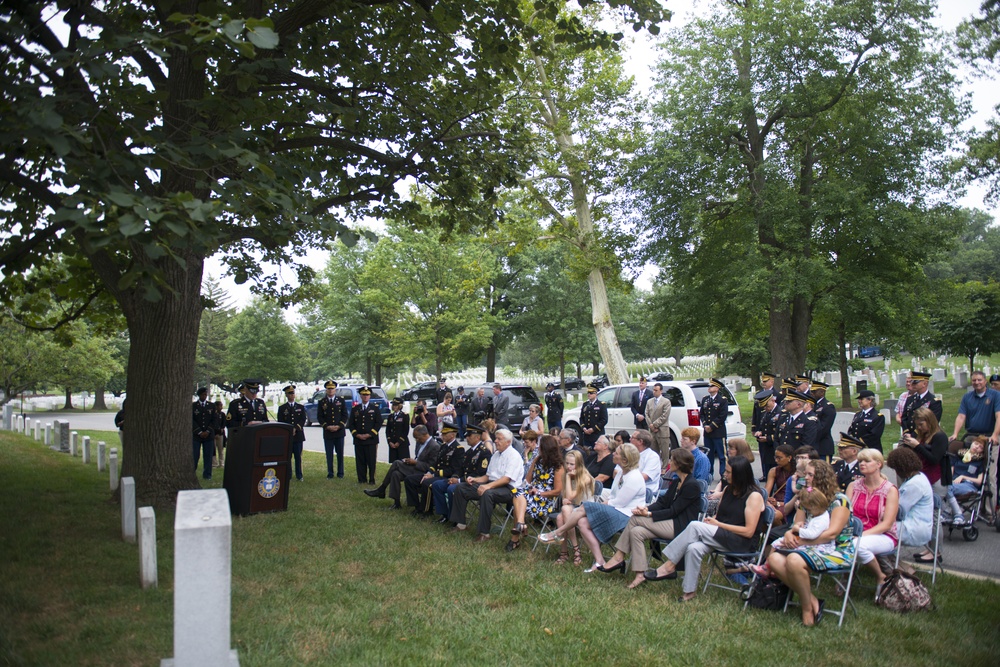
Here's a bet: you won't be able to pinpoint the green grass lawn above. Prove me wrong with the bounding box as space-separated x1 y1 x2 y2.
2 428 999 666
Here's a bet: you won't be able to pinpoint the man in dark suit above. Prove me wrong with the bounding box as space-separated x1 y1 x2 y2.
385 397 411 463
490 383 510 426
404 424 465 515
580 385 608 450
277 385 307 481
900 371 942 437
365 425 440 508
630 376 651 429
810 380 837 460
350 386 384 484
317 380 348 479
470 387 491 427
849 390 885 453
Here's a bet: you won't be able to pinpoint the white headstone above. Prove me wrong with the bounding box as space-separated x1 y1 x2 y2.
933 368 946 382
98 441 107 472
44 423 52 446
2 404 12 430
70 431 78 457
832 411 855 439
138 506 158 589
109 448 119 491
82 436 91 464
956 371 969 389
161 490 239 667
896 371 908 388
121 477 136 544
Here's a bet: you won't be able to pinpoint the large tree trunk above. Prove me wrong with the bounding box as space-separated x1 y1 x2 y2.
366 355 372 385
485 345 496 383
63 388 73 410
115 255 205 508
94 386 107 410
375 362 382 387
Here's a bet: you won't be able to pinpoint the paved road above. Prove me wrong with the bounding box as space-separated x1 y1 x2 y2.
22 409 1000 581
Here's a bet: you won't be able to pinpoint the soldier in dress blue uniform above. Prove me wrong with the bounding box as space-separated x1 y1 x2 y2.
751 372 777 441
405 423 466 515
350 385 384 484
580 385 608 450
544 383 564 431
777 389 819 450
848 389 885 453
226 379 268 438
752 389 778 479
810 380 837 461
432 424 491 522
193 387 215 480
277 384 307 481
833 432 866 491
900 371 942 438
317 380 348 479
700 378 729 479
385 397 411 463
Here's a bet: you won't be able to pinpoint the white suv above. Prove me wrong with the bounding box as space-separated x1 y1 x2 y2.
561 381 746 448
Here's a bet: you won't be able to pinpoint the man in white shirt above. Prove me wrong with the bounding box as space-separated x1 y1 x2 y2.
630 430 662 499
448 428 524 541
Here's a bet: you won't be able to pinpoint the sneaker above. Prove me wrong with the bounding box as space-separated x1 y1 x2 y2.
952 514 965 526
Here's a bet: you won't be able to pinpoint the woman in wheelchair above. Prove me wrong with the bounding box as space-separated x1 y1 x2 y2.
764 460 853 627
946 436 986 525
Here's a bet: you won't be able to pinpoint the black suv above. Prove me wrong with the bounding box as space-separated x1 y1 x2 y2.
472 384 541 428
397 381 441 406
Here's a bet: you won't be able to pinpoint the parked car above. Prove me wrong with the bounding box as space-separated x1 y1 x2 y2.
471 384 541 429
304 385 391 426
590 373 609 389
648 372 674 382
397 381 442 406
858 346 882 358
548 376 587 391
561 380 745 448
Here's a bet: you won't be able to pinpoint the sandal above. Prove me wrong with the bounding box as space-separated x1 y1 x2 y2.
504 539 521 552
554 547 570 564
572 544 582 566
511 522 527 536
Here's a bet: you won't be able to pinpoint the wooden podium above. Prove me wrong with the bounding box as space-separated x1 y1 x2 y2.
222 422 292 516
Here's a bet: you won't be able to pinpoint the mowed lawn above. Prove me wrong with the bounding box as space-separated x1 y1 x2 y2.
1 430 998 667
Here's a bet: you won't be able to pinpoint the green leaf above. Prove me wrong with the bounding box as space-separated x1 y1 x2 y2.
37 109 63 130
107 191 135 207
223 19 244 41
118 214 144 237
247 27 279 50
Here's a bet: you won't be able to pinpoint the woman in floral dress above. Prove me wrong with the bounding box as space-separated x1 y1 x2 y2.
506 434 564 551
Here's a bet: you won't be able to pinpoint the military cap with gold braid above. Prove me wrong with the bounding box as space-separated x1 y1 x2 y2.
282 384 296 395
323 380 337 389
761 372 776 381
810 380 829 391
709 378 725 390
838 432 865 449
780 377 798 390
786 389 815 404
753 389 773 407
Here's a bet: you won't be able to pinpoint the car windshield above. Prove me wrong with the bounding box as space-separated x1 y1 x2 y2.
690 384 736 405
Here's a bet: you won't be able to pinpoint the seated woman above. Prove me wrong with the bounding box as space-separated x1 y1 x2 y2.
507 434 564 551
946 437 986 524
553 450 595 565
585 435 616 492
847 448 899 597
886 446 934 549
764 445 796 524
766 460 853 626
704 438 757 515
520 430 539 476
643 456 765 602
901 406 950 562
538 444 646 572
614 430 631 448
596 448 702 589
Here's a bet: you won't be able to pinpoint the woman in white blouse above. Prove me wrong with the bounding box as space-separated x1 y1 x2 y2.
539 443 646 571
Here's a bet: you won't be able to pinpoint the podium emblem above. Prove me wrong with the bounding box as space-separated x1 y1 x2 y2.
258 468 280 498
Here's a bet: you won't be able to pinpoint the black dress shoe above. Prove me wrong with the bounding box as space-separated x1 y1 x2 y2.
644 568 677 581
387 503 401 510
364 489 385 498
436 516 450 524
596 561 626 574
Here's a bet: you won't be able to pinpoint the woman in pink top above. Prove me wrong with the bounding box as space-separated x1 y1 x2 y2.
847 448 899 599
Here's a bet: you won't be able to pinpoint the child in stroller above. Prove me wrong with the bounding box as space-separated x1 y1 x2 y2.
945 437 987 529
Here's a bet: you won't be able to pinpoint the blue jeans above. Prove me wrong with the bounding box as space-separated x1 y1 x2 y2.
456 413 468 440
432 479 459 516
947 480 981 498
705 436 726 478
192 436 213 479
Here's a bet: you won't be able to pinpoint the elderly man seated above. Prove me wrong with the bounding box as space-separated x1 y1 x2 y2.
364 425 439 509
448 428 524 542
631 429 662 500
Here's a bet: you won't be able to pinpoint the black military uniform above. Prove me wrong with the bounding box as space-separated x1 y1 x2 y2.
430 425 492 520
751 373 777 438
436 379 451 405
580 386 608 450
385 398 411 463
700 379 729 478
405 435 466 513
810 381 837 460
317 380 348 479
848 390 885 453
193 388 215 480
777 390 819 450
277 385 307 481
226 380 268 436
544 383 564 431
900 372 943 437
350 386 384 484
833 433 866 491
752 389 777 477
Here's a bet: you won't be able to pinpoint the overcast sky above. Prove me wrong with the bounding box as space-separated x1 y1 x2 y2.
208 0 1000 312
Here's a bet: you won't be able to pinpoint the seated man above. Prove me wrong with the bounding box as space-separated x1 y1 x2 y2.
632 429 662 499
364 425 439 509
433 424 491 523
679 427 712 486
404 424 465 516
448 428 524 541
